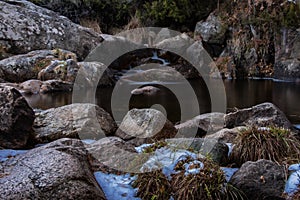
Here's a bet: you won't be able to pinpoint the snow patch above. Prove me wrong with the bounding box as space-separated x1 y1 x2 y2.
94 172 140 200
285 163 300 195
0 149 28 162
221 167 239 182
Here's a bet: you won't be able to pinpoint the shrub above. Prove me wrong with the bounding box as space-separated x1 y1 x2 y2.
230 126 300 166
141 0 217 29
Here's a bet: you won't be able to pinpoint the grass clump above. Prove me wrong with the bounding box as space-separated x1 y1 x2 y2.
133 156 245 200
132 170 171 200
230 126 300 166
171 157 245 200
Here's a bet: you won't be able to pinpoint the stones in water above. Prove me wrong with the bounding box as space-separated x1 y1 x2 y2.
33 103 117 143
115 108 176 146
131 86 160 96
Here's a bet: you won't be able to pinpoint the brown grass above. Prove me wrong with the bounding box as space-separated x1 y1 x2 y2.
230 126 300 166
133 156 245 200
80 18 102 33
132 169 171 200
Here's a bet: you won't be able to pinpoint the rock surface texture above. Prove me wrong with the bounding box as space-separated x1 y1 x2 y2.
0 86 35 149
34 103 117 143
0 138 106 200
230 159 286 200
225 102 293 129
0 0 103 60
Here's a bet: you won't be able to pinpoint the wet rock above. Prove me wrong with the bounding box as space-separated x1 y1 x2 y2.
274 59 300 82
230 159 286 200
0 138 106 200
165 138 228 164
131 86 160 95
175 113 225 138
0 86 35 149
86 137 137 173
120 67 185 83
194 13 227 45
0 0 103 60
19 80 43 94
39 80 73 93
115 109 177 146
205 127 246 143
34 104 117 143
225 102 293 129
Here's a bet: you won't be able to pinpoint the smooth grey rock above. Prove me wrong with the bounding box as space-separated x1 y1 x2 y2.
86 137 137 173
205 127 246 143
0 86 35 149
34 103 117 143
115 108 176 146
230 159 285 200
175 112 225 137
0 138 106 200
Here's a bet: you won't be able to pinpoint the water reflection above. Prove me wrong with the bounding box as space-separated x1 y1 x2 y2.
24 79 300 124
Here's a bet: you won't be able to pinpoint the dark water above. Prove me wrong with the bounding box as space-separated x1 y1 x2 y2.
24 79 300 124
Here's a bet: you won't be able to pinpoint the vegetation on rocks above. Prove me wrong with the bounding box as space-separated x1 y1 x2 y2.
133 156 245 200
217 0 300 77
230 126 300 166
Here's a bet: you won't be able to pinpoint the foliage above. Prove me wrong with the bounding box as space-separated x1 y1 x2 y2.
132 170 172 200
29 0 132 32
133 156 246 200
142 141 168 153
230 126 300 166
218 0 300 77
141 0 217 29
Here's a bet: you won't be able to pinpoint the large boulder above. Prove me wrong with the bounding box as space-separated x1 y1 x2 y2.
205 127 246 143
0 0 103 60
175 112 225 138
194 13 227 45
34 104 117 143
0 138 106 199
274 59 300 82
0 49 77 82
86 137 137 173
0 86 35 149
115 108 177 146
230 159 286 200
225 102 293 129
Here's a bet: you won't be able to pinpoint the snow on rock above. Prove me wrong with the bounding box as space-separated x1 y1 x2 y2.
134 143 153 153
0 149 28 162
94 172 140 200
285 163 300 195
221 167 239 182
